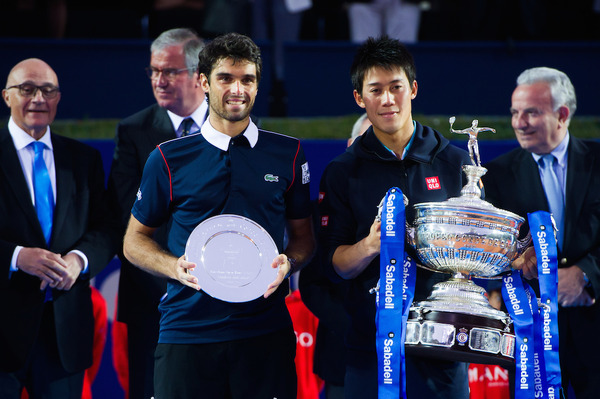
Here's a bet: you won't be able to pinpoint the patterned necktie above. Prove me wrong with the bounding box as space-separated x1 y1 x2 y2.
30 141 54 244
180 118 194 137
539 154 564 248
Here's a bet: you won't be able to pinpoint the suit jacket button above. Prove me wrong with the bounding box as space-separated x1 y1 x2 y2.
560 258 567 265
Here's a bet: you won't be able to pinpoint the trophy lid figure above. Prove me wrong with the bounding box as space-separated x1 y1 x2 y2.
449 116 495 166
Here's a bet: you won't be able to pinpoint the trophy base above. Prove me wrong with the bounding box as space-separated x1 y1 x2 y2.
405 276 515 367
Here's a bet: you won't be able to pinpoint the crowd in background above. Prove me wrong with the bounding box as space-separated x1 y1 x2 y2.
1 0 600 42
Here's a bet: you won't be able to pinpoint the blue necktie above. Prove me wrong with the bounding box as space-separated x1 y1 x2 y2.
180 118 194 137
539 154 564 248
31 141 54 245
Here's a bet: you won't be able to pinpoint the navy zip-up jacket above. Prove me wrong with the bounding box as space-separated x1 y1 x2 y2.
318 121 472 350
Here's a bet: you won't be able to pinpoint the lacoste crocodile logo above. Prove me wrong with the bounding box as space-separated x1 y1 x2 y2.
264 174 279 182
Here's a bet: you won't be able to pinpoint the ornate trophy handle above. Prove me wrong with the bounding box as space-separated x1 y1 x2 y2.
403 194 416 247
375 196 384 222
376 192 416 246
516 230 532 256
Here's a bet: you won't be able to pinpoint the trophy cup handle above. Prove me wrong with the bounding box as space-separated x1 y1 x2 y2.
406 222 416 248
516 230 532 256
403 194 417 247
376 192 416 246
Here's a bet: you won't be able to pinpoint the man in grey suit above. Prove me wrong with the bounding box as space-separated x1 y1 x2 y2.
107 28 206 399
482 67 600 399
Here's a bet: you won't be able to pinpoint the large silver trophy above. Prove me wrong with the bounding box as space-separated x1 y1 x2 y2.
403 117 530 366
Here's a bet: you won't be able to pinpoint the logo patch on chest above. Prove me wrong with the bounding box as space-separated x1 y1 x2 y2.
425 176 441 190
264 174 279 182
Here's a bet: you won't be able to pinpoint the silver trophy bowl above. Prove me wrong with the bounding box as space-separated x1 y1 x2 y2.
402 119 530 365
410 168 525 279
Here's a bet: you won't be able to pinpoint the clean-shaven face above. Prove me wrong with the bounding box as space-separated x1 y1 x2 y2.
150 44 200 116
354 66 417 141
3 59 61 138
510 82 568 154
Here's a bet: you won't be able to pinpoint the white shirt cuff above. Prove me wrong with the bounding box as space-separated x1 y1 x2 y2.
9 246 23 278
9 247 89 277
68 250 89 274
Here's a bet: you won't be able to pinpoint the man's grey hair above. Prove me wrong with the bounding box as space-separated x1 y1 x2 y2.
351 113 370 141
151 28 205 76
517 67 577 124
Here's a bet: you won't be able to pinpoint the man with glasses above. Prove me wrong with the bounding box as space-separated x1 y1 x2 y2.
0 58 116 398
107 27 206 399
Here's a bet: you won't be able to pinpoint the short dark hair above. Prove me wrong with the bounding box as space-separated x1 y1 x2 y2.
350 36 416 96
198 32 262 84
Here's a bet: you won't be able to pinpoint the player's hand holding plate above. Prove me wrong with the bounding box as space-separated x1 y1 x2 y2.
185 214 279 303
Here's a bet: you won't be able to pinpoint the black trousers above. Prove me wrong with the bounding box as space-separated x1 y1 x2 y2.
0 304 84 399
344 348 469 399
154 327 297 399
126 313 161 399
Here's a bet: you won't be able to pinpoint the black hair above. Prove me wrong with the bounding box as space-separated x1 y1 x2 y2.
198 32 262 84
350 36 416 95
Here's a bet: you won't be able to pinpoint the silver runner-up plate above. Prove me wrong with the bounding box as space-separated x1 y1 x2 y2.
185 214 279 303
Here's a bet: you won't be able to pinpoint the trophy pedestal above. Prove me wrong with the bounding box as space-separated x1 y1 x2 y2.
405 274 515 367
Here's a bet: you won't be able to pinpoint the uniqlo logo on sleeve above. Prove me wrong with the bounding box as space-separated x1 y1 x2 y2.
426 176 441 190
318 192 325 203
321 216 329 226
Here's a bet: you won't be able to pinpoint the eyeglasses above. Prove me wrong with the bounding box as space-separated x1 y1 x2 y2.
145 66 196 80
5 83 60 99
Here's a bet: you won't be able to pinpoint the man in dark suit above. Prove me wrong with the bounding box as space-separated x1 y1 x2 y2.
107 27 206 399
0 58 116 398
482 67 600 399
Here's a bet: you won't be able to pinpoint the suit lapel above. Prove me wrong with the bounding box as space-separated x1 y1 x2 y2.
564 137 593 249
151 106 177 144
0 128 47 241
50 134 74 245
512 149 549 212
